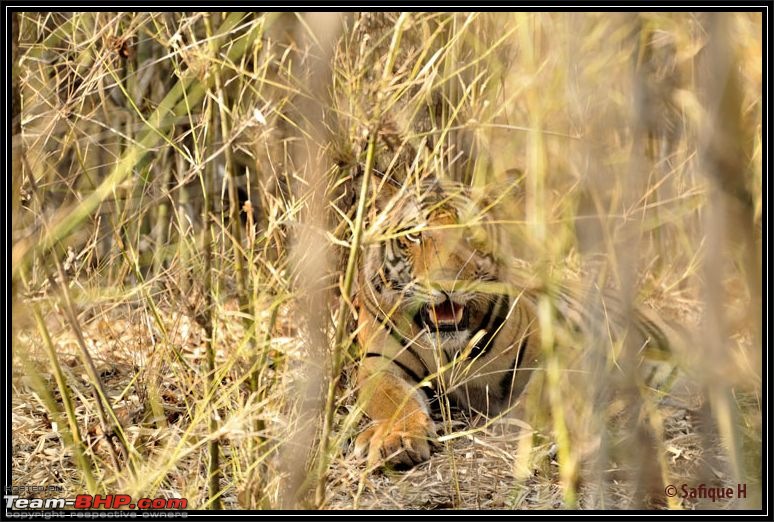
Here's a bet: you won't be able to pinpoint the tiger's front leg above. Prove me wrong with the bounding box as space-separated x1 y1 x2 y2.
355 357 436 468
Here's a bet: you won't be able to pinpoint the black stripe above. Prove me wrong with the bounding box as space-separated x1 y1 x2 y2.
363 352 437 406
515 334 528 369
360 293 431 376
467 299 497 349
499 335 529 401
636 314 670 351
364 352 427 384
412 306 428 331
469 294 510 359
384 239 398 263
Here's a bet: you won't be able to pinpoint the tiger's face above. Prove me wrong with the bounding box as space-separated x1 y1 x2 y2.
361 180 505 355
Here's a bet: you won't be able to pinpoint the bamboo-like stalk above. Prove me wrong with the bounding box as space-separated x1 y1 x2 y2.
204 13 249 313
517 12 577 508
697 13 760 508
21 163 138 476
53 256 137 472
175 151 192 294
11 10 23 387
29 299 99 493
278 12 343 509
623 15 677 508
13 16 95 491
313 13 409 507
153 149 173 276
12 11 253 271
201 79 222 510
11 11 21 236
313 130 376 507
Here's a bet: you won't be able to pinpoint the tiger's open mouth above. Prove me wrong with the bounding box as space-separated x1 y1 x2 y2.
417 299 468 332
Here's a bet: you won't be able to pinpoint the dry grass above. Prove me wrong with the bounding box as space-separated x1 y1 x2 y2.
10 11 762 510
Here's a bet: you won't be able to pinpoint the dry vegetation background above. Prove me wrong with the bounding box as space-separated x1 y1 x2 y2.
10 12 763 510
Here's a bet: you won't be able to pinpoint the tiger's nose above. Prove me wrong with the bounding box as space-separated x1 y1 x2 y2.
425 287 467 306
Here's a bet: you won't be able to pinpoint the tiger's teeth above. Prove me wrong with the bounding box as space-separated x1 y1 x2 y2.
428 302 465 325
428 307 450 325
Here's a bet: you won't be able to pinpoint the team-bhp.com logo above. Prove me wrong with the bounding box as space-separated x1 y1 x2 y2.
5 494 187 510
664 483 748 503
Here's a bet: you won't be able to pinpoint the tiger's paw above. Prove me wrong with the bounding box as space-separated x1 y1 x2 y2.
354 412 435 469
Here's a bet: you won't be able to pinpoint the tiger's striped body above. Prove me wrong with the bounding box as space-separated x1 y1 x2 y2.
354 178 680 467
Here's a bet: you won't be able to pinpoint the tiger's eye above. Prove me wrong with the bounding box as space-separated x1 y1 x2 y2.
405 231 421 243
398 227 422 245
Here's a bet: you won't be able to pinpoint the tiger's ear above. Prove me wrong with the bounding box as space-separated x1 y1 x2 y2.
371 171 404 212
345 166 403 214
475 167 526 208
330 167 400 234
343 115 424 211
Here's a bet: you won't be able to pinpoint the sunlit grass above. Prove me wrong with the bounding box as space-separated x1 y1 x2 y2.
10 11 762 510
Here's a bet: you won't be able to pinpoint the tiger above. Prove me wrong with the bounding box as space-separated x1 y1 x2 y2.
352 175 686 468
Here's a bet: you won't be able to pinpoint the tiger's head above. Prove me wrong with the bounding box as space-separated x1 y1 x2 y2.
361 177 508 355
